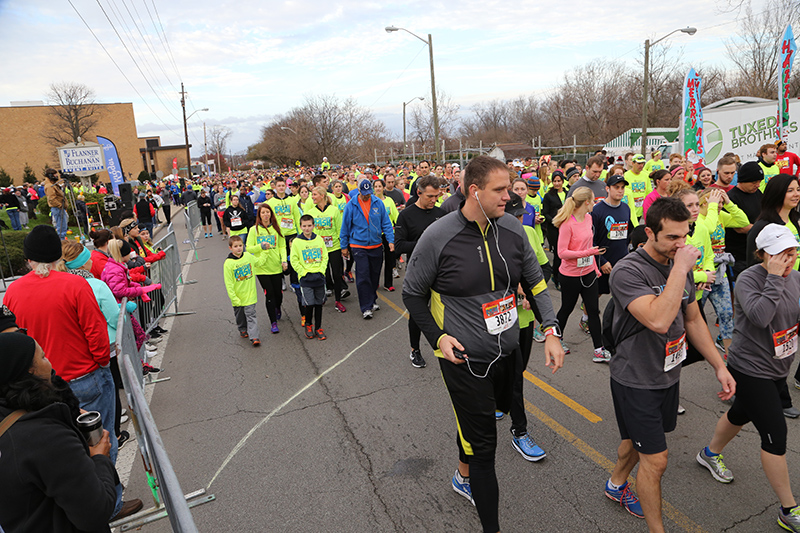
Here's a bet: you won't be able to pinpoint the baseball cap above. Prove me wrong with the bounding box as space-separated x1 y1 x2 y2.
359 180 373 195
513 160 523 168
632 154 646 163
606 174 628 187
755 223 799 255
504 191 526 217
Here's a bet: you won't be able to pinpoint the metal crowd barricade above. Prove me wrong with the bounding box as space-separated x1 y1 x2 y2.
182 201 207 264
112 299 215 532
138 226 196 336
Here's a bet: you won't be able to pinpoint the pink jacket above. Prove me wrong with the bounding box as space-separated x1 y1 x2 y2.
557 214 601 278
101 257 145 302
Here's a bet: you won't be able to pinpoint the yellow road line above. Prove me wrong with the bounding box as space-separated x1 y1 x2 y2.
377 292 409 319
524 371 602 423
525 400 708 533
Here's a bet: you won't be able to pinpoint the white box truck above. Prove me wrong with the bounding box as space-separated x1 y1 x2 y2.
658 96 800 165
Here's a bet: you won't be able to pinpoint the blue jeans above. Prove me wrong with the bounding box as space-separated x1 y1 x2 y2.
69 366 123 516
352 247 383 312
7 209 20 231
51 207 68 239
700 274 734 339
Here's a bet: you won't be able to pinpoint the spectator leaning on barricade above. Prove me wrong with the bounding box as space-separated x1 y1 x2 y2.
3 226 143 521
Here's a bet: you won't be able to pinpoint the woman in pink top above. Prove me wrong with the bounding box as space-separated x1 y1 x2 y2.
641 169 672 221
553 187 608 361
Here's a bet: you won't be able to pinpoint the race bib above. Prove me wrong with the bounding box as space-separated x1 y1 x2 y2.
323 236 334 248
609 222 627 240
577 255 594 268
664 334 687 372
482 295 517 335
231 216 242 227
773 324 799 360
280 217 294 229
634 197 644 209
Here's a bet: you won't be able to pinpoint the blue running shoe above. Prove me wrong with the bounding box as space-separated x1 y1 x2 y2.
605 480 644 518
511 433 546 462
495 410 504 421
451 470 475 506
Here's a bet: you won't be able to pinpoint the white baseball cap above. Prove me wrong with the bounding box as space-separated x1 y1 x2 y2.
755 223 799 255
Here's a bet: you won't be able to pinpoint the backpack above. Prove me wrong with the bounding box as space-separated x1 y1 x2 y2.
602 295 645 356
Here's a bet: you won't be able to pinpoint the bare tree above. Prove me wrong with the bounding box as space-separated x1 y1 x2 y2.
207 125 233 171
724 0 800 99
408 90 460 146
44 82 99 146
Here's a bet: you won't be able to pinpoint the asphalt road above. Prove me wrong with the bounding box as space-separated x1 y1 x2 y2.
123 218 800 533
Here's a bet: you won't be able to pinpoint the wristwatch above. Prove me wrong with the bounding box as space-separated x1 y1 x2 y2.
543 325 562 339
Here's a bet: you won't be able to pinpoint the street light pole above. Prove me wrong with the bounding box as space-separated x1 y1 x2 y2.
181 83 190 179
640 27 697 157
386 26 441 163
403 96 425 159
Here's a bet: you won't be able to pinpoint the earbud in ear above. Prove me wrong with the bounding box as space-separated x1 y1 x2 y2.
474 192 479 200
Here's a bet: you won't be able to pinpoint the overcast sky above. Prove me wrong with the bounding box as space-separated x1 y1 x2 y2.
0 0 768 155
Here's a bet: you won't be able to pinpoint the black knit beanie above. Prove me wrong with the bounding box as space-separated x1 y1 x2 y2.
23 225 62 263
0 332 36 387
0 305 18 333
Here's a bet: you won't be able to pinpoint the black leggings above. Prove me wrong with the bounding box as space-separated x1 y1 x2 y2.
325 250 345 301
409 317 422 351
257 274 283 323
109 356 123 437
727 365 787 455
557 272 602 348
304 304 323 330
382 235 395 288
200 209 212 225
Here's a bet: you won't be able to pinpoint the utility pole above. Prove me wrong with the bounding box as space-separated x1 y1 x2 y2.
641 39 650 157
180 83 191 179
428 33 440 165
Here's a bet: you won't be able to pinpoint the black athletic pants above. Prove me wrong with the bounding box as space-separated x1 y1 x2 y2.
325 250 345 301
257 273 283 323
556 272 602 349
382 235 394 288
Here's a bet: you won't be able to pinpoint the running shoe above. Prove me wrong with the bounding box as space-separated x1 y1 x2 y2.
345 272 354 283
410 349 426 368
796 379 800 391
677 404 686 415
335 301 346 313
252 339 261 347
305 325 315 339
451 471 475 506
372 302 380 312
271 322 279 334
511 433 546 462
384 286 395 292
495 410 505 421
533 326 546 343
696 447 734 483
145 349 158 358
362 310 373 320
714 336 726 353
316 329 327 341
118 430 130 449
393 267 400 278
153 325 168 334
560 339 570 355
579 316 590 335
785 407 800 419
142 363 161 375
605 480 644 518
592 348 611 363
340 290 351 300
276 308 282 320
240 331 249 338
779 506 800 532
325 289 333 297
120 415 129 424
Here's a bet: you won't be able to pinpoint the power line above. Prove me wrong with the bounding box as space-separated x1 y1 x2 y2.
149 0 182 82
119 0 180 92
93 0 182 123
66 0 182 138
368 43 428 109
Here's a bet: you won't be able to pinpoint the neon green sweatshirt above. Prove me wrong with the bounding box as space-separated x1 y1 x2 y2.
267 195 300 237
290 233 329 280
223 252 266 307
304 203 342 252
685 222 714 300
246 225 287 275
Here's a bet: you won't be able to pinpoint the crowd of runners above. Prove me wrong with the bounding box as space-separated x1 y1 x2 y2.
3 142 800 532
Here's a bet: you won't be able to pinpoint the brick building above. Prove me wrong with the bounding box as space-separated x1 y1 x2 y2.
0 102 189 185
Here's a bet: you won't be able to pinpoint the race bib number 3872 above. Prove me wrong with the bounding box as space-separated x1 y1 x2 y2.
482 295 517 335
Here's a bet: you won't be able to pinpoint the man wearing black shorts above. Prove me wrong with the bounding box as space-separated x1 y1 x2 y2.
403 156 564 533
606 197 735 532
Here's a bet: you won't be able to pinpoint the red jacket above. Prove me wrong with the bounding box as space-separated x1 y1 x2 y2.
89 249 109 280
4 271 110 381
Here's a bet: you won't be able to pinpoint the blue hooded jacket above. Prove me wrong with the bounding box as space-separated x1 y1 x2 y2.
340 194 394 248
